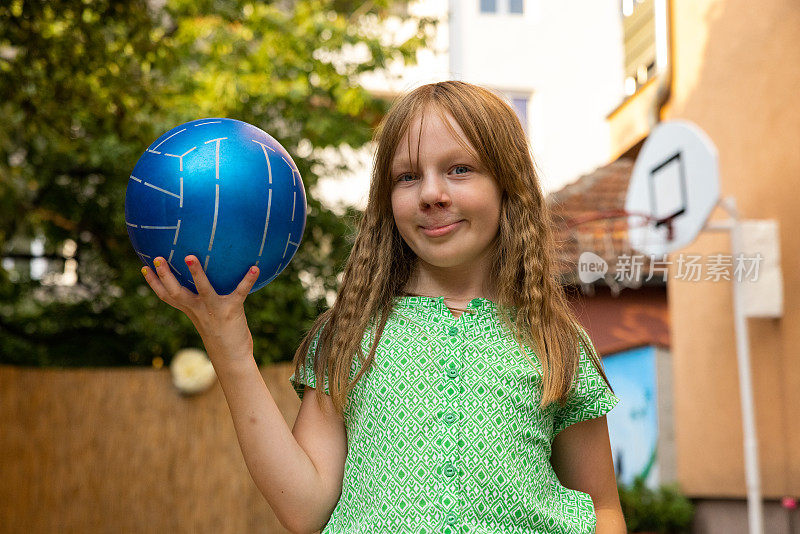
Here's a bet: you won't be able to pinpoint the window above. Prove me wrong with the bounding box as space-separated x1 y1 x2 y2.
480 0 497 13
480 0 524 15
621 0 656 95
511 96 529 135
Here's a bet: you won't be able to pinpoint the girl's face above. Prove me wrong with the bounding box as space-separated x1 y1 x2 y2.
390 109 502 272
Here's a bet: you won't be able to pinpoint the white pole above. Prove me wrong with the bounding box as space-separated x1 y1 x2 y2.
722 196 764 534
447 0 462 80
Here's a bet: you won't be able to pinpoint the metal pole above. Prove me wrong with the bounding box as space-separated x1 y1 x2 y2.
719 197 764 534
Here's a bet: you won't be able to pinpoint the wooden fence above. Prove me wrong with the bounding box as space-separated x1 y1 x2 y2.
0 363 303 533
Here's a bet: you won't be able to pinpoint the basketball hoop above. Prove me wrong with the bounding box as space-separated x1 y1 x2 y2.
561 209 675 296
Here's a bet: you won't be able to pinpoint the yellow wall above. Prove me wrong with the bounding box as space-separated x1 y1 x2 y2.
611 0 800 498
608 76 661 160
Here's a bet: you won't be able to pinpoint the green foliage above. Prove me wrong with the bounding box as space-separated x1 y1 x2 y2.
619 476 695 533
0 0 435 366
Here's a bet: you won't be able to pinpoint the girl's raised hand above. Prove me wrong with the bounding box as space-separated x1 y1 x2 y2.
141 255 260 367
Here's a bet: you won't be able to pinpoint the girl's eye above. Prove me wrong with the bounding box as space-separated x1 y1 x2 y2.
394 166 470 182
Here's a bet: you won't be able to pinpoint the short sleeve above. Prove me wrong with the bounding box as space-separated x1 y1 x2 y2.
551 329 620 437
288 326 330 400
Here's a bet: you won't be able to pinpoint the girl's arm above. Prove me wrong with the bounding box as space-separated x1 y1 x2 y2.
142 257 346 534
550 415 626 534
215 360 346 534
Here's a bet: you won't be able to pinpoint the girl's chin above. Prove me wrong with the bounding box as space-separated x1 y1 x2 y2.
414 253 475 270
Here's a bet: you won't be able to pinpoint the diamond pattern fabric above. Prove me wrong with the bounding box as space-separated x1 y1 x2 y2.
289 296 619 533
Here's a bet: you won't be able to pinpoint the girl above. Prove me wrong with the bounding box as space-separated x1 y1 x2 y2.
143 81 624 534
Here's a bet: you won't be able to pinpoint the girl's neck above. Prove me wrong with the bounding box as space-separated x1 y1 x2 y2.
402 258 497 303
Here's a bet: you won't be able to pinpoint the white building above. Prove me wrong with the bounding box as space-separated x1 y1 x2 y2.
316 0 630 211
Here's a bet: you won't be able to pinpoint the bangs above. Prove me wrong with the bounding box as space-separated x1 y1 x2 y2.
383 97 488 184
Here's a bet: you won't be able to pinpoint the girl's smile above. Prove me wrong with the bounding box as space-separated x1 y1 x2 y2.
419 219 464 237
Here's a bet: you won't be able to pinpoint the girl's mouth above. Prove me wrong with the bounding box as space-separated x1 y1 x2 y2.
420 220 464 237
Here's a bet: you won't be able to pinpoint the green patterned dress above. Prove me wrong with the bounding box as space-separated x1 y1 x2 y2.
289 296 619 534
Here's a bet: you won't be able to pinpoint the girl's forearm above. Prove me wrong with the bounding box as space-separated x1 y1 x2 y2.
594 506 627 534
213 355 328 533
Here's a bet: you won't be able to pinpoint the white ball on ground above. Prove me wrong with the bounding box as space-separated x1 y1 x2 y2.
171 348 216 395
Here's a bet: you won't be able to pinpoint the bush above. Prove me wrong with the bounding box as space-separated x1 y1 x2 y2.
618 475 695 533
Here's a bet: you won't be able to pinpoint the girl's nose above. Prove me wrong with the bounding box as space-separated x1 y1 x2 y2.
418 173 450 208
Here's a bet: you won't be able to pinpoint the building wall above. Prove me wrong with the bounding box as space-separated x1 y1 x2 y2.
322 0 629 212
422 0 628 193
659 0 799 499
602 345 670 488
691 499 799 534
480 0 624 193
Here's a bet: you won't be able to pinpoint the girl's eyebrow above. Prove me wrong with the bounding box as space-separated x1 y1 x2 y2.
391 148 476 170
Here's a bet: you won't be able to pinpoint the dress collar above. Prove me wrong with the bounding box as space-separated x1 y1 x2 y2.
392 295 499 316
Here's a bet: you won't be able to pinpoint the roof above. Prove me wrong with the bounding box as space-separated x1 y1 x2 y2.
546 158 660 287
571 284 671 354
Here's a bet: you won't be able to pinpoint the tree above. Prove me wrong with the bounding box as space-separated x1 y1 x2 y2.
0 0 435 366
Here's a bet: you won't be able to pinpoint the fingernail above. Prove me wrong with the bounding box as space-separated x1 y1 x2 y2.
185 257 194 266
154 258 163 268
141 267 148 276
250 266 258 274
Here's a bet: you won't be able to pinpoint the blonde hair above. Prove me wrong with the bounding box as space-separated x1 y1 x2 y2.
292 80 612 418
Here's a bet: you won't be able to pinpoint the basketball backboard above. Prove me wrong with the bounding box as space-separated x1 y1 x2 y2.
625 120 720 256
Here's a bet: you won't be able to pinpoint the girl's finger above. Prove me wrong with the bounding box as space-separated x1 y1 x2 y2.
232 265 260 300
153 256 187 301
184 255 218 299
141 265 173 304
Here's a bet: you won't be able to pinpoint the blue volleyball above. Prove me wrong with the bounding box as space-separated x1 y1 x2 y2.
125 118 306 295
